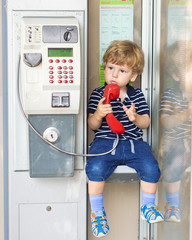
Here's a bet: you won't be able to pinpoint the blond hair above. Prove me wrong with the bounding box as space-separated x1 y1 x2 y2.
165 40 192 78
103 40 144 75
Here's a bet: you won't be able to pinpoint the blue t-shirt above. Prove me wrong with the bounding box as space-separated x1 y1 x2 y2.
160 86 191 140
88 84 150 140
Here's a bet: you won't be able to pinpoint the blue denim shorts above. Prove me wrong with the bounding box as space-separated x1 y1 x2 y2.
86 138 161 183
162 138 185 182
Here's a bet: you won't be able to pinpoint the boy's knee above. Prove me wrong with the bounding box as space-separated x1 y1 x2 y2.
86 161 108 181
163 166 184 183
139 162 161 183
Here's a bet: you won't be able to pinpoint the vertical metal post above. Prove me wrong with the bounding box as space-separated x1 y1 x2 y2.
151 0 161 161
140 0 153 239
190 130 192 240
0 1 4 239
151 1 161 239
1 0 9 239
141 0 153 141
140 0 161 239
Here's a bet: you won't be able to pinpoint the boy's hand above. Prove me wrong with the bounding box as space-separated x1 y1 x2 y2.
187 101 192 119
95 97 113 120
123 103 136 122
88 97 113 131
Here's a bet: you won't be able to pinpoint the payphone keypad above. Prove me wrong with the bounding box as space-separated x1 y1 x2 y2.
21 18 80 115
42 25 78 86
48 58 74 85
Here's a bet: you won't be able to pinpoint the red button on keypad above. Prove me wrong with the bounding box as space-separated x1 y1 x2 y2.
48 58 74 85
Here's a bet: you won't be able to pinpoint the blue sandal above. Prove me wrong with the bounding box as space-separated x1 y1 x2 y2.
164 205 181 223
141 204 164 223
91 210 109 238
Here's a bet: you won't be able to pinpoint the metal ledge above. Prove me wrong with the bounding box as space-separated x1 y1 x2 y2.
106 166 139 183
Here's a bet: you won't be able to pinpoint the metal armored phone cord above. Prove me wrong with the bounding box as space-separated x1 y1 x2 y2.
17 55 120 157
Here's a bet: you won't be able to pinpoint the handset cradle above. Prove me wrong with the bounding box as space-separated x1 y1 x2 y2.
103 84 125 134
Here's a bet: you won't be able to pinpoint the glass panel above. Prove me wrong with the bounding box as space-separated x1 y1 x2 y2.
88 2 142 240
157 1 192 239
98 0 142 88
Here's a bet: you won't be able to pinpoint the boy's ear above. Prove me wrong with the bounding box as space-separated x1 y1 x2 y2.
130 73 138 82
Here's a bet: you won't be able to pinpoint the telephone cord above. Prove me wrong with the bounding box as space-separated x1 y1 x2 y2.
17 55 120 157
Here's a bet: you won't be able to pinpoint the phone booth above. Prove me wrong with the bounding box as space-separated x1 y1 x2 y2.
3 0 192 240
5 0 88 239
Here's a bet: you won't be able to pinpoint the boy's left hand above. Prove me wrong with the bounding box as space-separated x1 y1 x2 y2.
123 103 136 122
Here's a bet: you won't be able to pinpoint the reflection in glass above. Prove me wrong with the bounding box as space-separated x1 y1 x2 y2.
160 40 192 219
158 1 192 239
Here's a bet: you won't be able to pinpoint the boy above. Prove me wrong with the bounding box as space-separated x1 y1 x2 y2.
160 41 192 222
86 40 163 238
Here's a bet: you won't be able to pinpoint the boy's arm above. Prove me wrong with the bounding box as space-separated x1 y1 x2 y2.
123 103 150 129
160 101 192 130
88 113 102 130
132 113 150 129
160 111 190 130
88 97 113 130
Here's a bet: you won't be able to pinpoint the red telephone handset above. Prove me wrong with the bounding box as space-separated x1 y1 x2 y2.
103 84 125 134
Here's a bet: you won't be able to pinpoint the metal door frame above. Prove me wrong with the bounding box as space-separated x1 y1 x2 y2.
140 0 161 239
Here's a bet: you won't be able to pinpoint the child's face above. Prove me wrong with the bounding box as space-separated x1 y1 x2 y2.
183 66 192 98
173 64 192 96
104 62 138 89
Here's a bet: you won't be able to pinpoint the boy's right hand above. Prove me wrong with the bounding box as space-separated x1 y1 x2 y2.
95 97 113 120
88 97 113 131
187 100 192 119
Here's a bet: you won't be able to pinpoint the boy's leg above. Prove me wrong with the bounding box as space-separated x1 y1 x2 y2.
164 181 181 222
89 180 105 195
89 181 105 212
141 181 156 206
141 181 164 223
86 139 121 237
89 181 109 237
141 180 157 194
123 140 163 223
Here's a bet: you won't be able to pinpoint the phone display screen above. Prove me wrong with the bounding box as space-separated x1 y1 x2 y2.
48 48 73 57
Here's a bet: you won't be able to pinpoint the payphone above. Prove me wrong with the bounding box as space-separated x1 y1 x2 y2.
7 6 88 239
20 17 81 115
19 17 82 177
